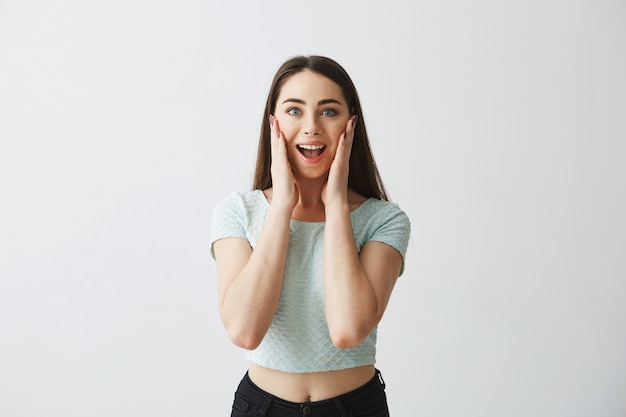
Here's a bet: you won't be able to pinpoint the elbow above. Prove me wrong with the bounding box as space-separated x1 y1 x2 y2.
329 311 382 349
225 324 265 350
331 334 362 350
329 323 372 350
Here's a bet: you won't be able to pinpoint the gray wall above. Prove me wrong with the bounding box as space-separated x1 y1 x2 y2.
1 0 625 416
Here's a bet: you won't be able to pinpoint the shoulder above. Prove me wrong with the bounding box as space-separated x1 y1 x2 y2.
213 190 268 212
210 190 269 254
357 198 410 225
211 190 270 230
347 188 407 222
351 198 411 259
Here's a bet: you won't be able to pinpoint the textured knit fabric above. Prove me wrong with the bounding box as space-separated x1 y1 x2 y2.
210 190 410 373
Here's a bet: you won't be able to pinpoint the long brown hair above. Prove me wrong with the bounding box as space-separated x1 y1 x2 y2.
252 55 389 201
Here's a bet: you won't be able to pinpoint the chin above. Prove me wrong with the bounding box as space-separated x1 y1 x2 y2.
293 167 331 182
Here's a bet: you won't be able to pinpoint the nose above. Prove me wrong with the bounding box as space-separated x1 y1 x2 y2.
303 114 321 135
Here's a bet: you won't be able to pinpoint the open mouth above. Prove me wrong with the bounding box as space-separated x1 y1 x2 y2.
297 144 326 160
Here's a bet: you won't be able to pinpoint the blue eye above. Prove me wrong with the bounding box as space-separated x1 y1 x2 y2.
287 108 301 116
322 109 337 117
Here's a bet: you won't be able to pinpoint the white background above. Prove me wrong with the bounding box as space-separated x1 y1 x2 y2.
1 1 625 416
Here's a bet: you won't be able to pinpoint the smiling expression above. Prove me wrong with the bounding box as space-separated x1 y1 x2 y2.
274 70 351 180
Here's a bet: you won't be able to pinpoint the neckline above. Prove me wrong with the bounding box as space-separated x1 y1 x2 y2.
254 189 374 224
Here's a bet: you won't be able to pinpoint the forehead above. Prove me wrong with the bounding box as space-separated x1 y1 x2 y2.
278 70 345 104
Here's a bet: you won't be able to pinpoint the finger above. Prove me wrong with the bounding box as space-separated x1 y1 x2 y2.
344 115 357 143
269 114 276 150
277 129 284 156
337 116 356 159
270 114 282 160
274 117 284 154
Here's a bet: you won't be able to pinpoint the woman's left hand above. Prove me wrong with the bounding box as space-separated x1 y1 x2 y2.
322 116 357 207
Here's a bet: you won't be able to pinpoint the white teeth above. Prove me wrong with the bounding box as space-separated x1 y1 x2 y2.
297 144 325 150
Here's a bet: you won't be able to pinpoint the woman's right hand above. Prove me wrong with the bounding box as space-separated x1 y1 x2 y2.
269 114 298 211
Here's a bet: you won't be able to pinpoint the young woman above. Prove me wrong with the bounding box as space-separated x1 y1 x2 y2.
211 55 410 417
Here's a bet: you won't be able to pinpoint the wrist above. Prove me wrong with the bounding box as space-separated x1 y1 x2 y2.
267 199 295 219
324 199 350 217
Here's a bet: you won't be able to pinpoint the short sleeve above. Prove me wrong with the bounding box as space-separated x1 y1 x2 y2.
368 205 411 276
210 192 248 259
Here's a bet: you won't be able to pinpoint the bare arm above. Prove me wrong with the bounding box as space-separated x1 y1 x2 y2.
322 117 403 349
214 202 292 350
323 203 403 349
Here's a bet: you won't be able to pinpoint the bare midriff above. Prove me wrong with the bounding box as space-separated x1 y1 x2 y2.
248 363 376 403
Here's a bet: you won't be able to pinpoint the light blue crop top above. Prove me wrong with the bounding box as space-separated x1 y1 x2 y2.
210 190 411 373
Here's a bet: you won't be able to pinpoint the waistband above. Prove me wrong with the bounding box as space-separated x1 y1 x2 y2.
240 369 386 416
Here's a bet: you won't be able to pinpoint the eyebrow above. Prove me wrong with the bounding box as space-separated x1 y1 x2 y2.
281 98 343 106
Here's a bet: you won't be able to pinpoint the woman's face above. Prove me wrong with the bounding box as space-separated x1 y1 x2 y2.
274 70 351 180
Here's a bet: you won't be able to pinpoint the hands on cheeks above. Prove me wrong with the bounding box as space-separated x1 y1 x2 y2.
321 115 357 207
269 114 357 210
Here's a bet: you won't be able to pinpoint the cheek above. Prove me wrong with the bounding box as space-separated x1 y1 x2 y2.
328 119 349 137
275 116 296 136
328 125 345 146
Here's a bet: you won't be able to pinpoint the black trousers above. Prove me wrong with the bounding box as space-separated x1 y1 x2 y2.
230 369 390 417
